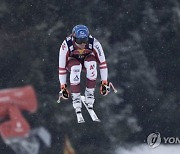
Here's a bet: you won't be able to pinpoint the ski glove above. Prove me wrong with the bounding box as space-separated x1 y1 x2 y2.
100 80 110 96
100 81 118 96
60 84 69 99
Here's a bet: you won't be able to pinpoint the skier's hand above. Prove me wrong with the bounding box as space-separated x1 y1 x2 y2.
100 80 110 96
60 84 69 99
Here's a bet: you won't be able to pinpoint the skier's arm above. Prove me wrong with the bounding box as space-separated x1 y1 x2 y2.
59 40 68 87
93 38 108 81
93 38 111 96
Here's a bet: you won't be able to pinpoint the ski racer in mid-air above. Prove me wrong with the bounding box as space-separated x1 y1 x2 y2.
58 24 110 117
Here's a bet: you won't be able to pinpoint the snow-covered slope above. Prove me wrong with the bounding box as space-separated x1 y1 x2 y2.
116 144 180 154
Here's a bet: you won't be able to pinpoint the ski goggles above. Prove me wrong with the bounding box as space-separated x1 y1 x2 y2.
75 37 88 44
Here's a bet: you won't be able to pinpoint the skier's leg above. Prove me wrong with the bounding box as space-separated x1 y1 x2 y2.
67 59 82 112
71 93 82 113
84 55 97 109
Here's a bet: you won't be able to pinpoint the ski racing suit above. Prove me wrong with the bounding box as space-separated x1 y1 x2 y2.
59 35 108 111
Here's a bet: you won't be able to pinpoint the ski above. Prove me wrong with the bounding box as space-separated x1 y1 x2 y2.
81 96 101 122
76 112 85 123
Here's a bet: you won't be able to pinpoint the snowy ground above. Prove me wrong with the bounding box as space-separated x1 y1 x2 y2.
116 144 180 154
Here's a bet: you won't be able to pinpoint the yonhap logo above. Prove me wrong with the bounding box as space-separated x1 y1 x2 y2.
147 132 161 148
147 132 180 148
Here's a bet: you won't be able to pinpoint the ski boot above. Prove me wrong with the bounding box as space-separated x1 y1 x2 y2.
85 88 95 110
72 93 85 123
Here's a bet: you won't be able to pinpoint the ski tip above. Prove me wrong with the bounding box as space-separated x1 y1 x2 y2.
93 119 101 122
78 119 85 123
76 112 85 123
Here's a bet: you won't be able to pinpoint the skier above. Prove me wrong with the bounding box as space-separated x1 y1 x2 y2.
58 24 110 115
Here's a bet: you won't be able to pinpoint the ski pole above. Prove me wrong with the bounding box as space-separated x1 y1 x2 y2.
109 82 117 93
57 90 63 103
